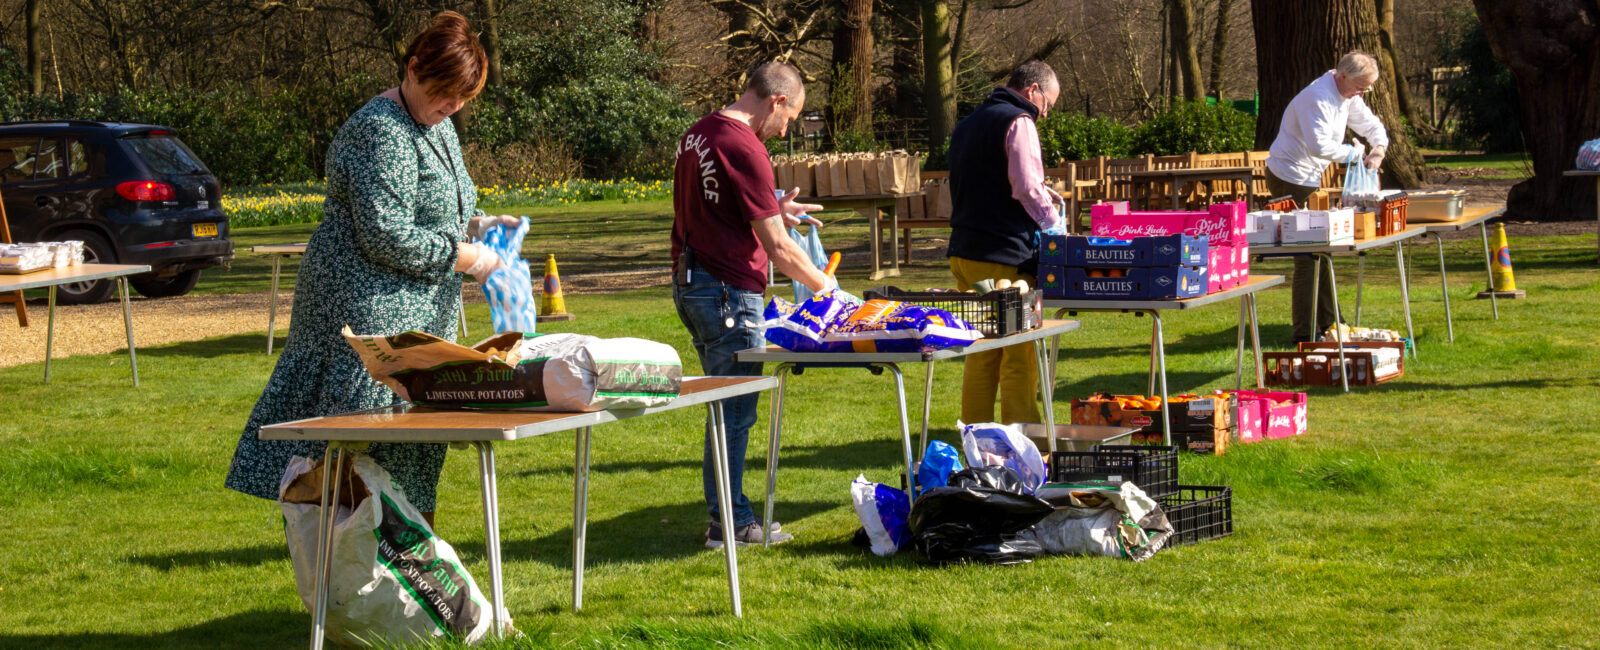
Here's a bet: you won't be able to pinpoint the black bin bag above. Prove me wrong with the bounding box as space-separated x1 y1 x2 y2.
908 467 1055 565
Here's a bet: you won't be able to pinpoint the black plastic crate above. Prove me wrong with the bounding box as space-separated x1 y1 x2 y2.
863 286 1041 338
1157 485 1233 547
1047 445 1178 499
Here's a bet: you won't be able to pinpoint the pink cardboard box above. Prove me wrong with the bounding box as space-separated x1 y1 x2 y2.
1090 201 1248 247
1230 392 1266 443
1203 242 1250 293
1227 390 1308 439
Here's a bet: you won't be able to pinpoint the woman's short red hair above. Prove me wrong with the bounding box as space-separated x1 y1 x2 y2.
402 11 488 101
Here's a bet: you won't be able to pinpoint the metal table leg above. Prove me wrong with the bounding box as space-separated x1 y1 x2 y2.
1151 312 1171 446
1032 338 1057 456
1249 293 1265 388
874 362 916 495
1235 296 1247 391
1147 313 1159 397
762 364 791 548
571 425 591 611
43 284 55 382
1436 235 1454 342
120 277 138 386
267 255 282 354
917 361 936 473
885 201 903 278
1310 255 1322 344
708 402 743 617
474 442 505 638
1480 222 1499 319
1354 252 1366 327
1396 240 1417 359
310 443 348 650
1323 254 1350 392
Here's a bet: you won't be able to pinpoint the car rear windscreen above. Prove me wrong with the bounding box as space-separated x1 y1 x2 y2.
126 136 211 176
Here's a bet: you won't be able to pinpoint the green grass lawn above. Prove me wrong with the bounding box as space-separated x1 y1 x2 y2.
2 208 1598 647
1422 152 1534 179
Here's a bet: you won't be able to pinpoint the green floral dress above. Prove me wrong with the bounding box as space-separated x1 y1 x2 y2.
225 96 484 511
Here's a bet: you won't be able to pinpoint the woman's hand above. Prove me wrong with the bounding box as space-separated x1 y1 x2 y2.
468 214 523 241
456 241 504 283
778 187 823 229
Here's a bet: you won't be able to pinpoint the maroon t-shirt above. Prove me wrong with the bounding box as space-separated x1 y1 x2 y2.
671 111 780 293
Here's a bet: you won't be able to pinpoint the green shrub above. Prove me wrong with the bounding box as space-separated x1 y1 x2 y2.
1037 113 1135 163
1130 100 1256 155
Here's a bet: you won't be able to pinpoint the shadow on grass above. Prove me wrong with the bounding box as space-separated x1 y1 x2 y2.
134 332 276 359
127 543 288 572
0 609 306 649
487 499 836 569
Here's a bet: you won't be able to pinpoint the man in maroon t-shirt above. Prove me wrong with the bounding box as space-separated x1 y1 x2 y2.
671 62 832 549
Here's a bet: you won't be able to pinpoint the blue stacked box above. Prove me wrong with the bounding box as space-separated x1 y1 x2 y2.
1039 234 1210 300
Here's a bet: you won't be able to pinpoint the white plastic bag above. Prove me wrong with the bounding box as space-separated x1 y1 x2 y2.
1343 152 1380 200
280 455 510 646
1021 482 1171 561
850 475 911 556
787 224 828 303
958 421 1046 494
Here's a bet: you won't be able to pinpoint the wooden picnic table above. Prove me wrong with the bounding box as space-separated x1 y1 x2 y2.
1127 166 1256 210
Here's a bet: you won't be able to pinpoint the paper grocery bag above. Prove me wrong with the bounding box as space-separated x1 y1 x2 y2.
894 152 921 195
936 180 953 218
863 153 885 195
909 186 926 218
922 184 939 218
774 155 793 192
795 157 815 197
814 156 834 197
876 154 899 194
845 154 868 195
829 154 849 197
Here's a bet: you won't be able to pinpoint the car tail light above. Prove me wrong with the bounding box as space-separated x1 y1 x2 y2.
117 180 176 202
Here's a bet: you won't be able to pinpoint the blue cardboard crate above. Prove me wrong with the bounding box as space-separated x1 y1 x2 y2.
1050 234 1207 267
1048 265 1208 300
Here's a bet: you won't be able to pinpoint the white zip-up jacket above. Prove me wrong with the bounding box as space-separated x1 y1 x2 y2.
1266 70 1390 187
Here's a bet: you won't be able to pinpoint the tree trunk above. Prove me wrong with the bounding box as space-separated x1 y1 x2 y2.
1473 0 1600 222
921 0 955 144
1250 0 1425 188
829 0 875 137
26 0 42 95
481 0 503 88
1208 0 1232 99
1374 0 1424 131
887 0 920 123
1170 0 1203 101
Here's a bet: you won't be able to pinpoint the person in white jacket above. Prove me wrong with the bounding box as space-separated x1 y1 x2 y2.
1266 51 1389 342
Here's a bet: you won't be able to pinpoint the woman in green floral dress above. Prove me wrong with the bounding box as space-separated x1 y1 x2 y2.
226 12 513 519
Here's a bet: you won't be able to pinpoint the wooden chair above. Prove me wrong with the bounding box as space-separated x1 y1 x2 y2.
0 185 28 327
1247 151 1273 203
1100 155 1150 204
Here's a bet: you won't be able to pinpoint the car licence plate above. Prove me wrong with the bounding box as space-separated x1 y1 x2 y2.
192 222 219 238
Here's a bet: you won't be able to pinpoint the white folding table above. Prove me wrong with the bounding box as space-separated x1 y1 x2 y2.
1254 228 1425 390
1044 274 1282 444
1416 206 1506 340
734 319 1082 546
0 263 150 385
259 375 776 649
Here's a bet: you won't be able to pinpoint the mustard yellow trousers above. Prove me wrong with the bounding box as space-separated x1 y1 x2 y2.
949 256 1039 425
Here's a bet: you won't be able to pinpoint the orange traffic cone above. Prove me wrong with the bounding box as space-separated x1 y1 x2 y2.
537 254 577 322
1477 223 1526 300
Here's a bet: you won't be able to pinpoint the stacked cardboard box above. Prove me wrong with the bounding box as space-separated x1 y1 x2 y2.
1069 392 1237 454
1089 201 1250 293
1038 234 1208 300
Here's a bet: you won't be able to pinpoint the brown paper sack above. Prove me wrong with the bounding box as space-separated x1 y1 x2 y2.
829 154 849 197
875 153 899 194
774 155 793 193
896 196 911 221
937 180 954 218
795 158 815 198
898 153 922 195
863 153 885 195
813 155 834 197
845 154 868 195
909 185 927 218
922 183 940 218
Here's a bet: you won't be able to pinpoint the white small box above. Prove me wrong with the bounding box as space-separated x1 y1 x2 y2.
1281 208 1355 246
1243 211 1282 245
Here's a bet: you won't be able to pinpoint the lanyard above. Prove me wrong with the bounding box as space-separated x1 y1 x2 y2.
398 89 466 226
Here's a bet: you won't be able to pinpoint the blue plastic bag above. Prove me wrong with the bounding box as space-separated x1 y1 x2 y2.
916 440 965 491
478 218 538 334
1343 150 1380 198
1577 138 1600 170
788 225 828 303
851 475 911 556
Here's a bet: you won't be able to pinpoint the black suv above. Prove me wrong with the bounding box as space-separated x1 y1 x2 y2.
0 120 233 304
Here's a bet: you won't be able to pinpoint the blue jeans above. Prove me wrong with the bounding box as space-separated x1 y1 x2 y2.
672 261 766 527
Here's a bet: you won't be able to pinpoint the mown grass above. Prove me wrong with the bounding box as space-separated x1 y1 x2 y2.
1 212 1597 647
1422 152 1533 179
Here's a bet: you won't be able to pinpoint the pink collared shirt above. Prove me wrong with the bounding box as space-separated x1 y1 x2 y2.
1005 116 1062 231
